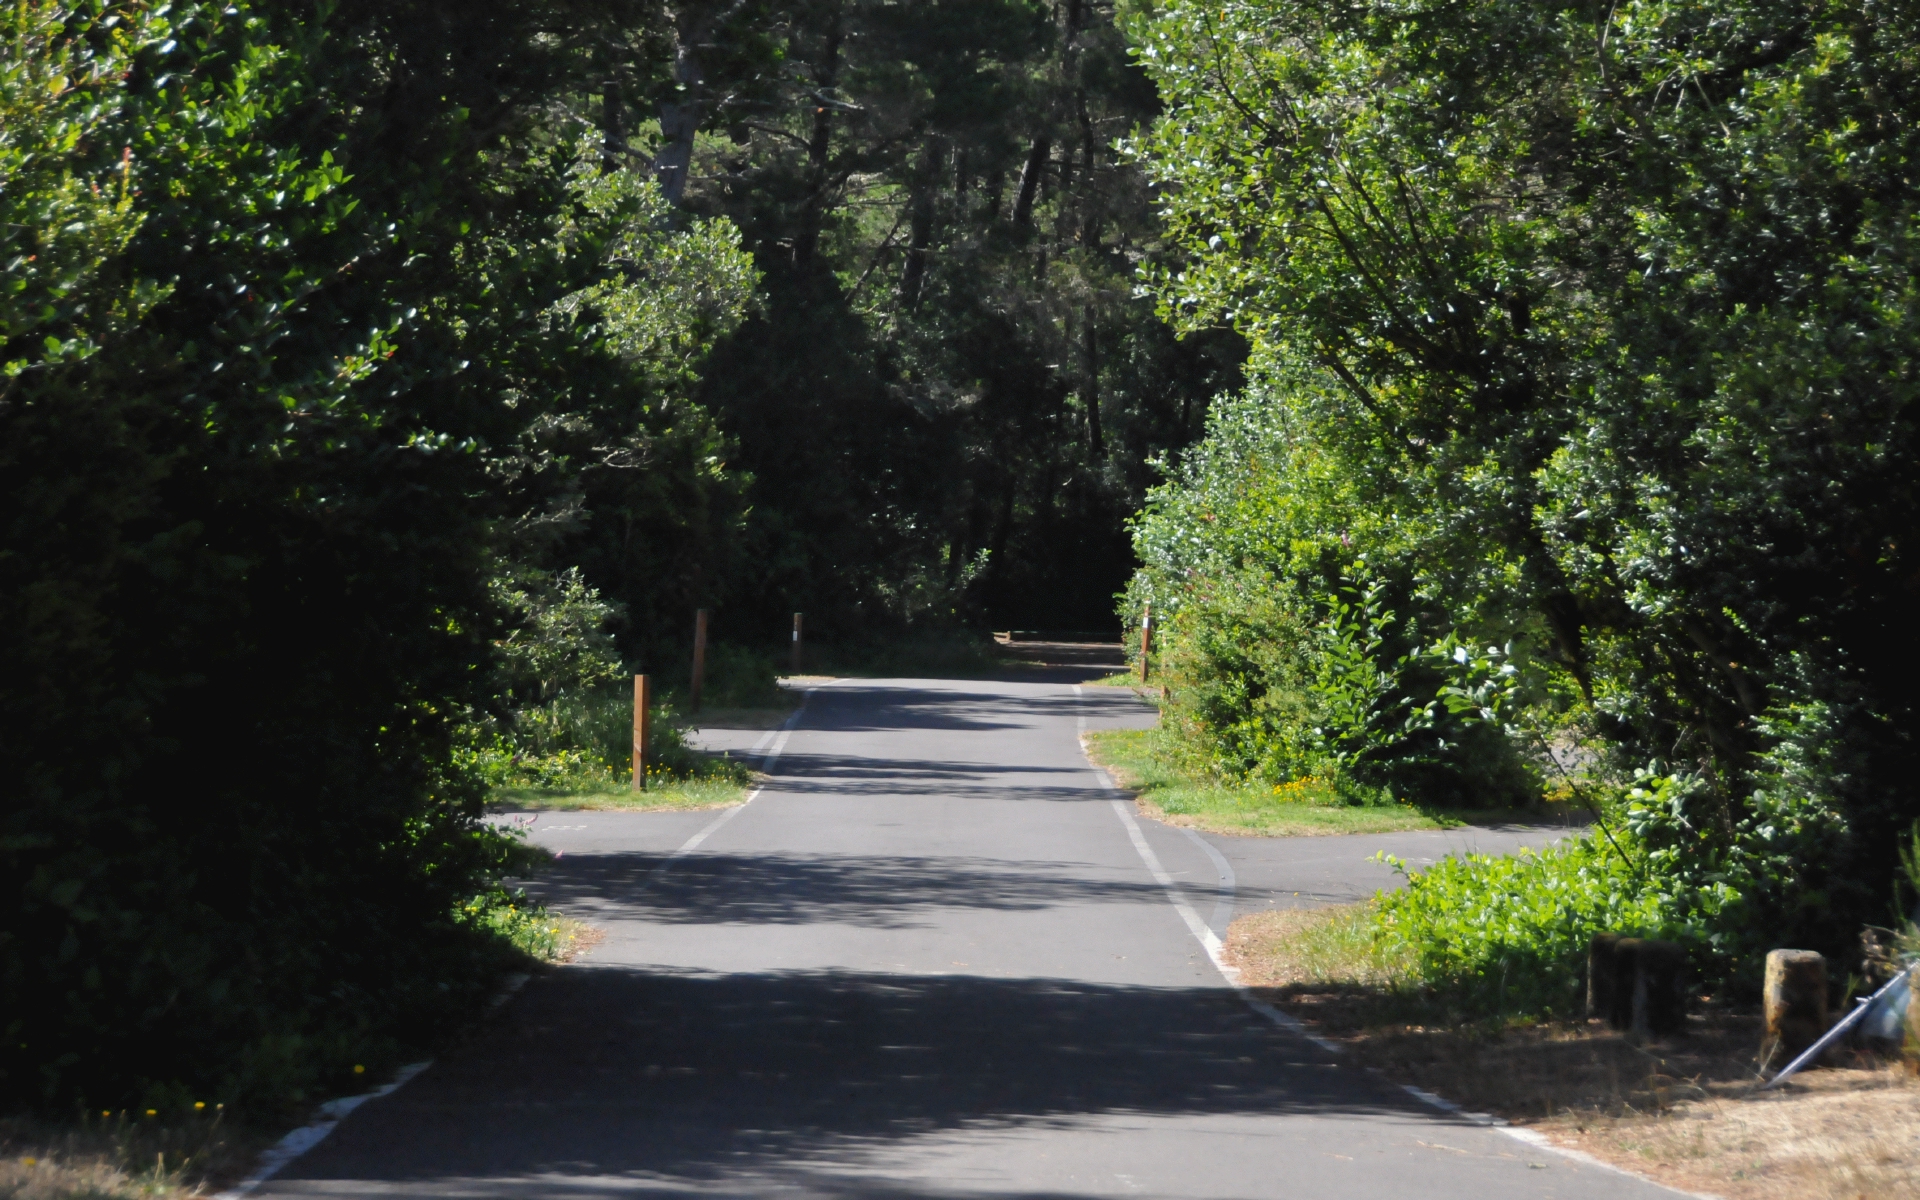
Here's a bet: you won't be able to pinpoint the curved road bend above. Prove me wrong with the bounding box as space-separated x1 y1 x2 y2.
259 675 1677 1200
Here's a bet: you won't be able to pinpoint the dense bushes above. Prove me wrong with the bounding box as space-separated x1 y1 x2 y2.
1373 839 1660 1019
1123 0 1920 1003
1130 394 1540 809
1 0 751 1112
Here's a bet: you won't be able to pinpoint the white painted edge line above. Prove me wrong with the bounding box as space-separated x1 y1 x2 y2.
1394 1080 1717 1195
644 687 815 888
1176 824 1236 936
1500 1124 1727 1200
1074 686 1341 1055
211 1060 432 1198
1075 686 1710 1199
1396 1080 1504 1127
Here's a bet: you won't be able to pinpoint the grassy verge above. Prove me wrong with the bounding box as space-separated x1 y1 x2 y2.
1084 728 1516 837
461 890 600 963
479 697 769 813
1228 905 1920 1200
489 776 750 813
0 1109 265 1200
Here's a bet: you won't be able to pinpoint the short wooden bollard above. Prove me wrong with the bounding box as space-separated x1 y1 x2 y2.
1593 935 1688 1034
1608 938 1644 1030
690 608 709 712
1587 933 1621 1022
1138 604 1152 684
631 674 651 791
1764 949 1829 1070
791 612 803 675
1631 939 1689 1035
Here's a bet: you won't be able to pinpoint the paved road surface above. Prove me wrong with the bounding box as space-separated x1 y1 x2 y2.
260 675 1673 1199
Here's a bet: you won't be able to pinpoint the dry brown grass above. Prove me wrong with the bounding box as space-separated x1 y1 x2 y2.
1555 1067 1920 1200
1227 904 1920 1200
0 1111 264 1200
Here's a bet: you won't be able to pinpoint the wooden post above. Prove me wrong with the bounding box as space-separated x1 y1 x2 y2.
791 612 803 675
1587 933 1620 1022
690 608 709 712
1764 949 1829 1070
1608 937 1642 1030
631 674 650 791
1138 604 1152 684
1631 938 1689 1035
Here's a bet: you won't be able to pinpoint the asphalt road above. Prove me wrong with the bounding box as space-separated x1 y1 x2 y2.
258 674 1674 1200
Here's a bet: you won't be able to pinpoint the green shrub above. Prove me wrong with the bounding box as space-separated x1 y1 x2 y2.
1153 563 1538 808
1372 837 1665 1018
461 691 746 794
691 643 783 709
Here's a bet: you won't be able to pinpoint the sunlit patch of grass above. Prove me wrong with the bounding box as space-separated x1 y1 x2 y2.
490 775 750 812
458 893 596 963
1227 903 1413 989
1084 728 1454 836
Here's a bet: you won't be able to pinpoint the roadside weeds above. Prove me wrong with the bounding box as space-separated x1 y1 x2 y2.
1 1109 268 1200
488 776 750 813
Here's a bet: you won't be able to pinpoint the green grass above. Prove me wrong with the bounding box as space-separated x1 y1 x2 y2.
489 776 751 812
458 891 596 961
1085 728 1494 837
1229 902 1414 990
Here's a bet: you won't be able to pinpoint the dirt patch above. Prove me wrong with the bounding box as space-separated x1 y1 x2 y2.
551 917 605 964
1227 907 1920 1199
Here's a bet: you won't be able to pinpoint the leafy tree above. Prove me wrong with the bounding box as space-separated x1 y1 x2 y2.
1 0 753 1110
621 0 1245 633
1126 0 1920 956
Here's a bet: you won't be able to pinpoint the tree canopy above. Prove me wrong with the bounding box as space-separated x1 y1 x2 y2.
7 0 1919 1111
1125 0 1920 970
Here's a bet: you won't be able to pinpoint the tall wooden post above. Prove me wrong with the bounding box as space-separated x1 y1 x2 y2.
690 608 709 712
1138 604 1152 684
631 674 650 791
791 612 804 675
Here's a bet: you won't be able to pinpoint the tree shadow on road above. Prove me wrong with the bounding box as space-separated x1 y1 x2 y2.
762 749 1112 801
800 683 1152 734
528 850 1176 928
288 966 1425 1196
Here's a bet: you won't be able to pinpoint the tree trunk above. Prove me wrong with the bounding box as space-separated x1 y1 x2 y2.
794 4 844 269
1012 136 1050 226
602 80 625 172
653 24 706 203
1082 306 1103 457
901 140 942 308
